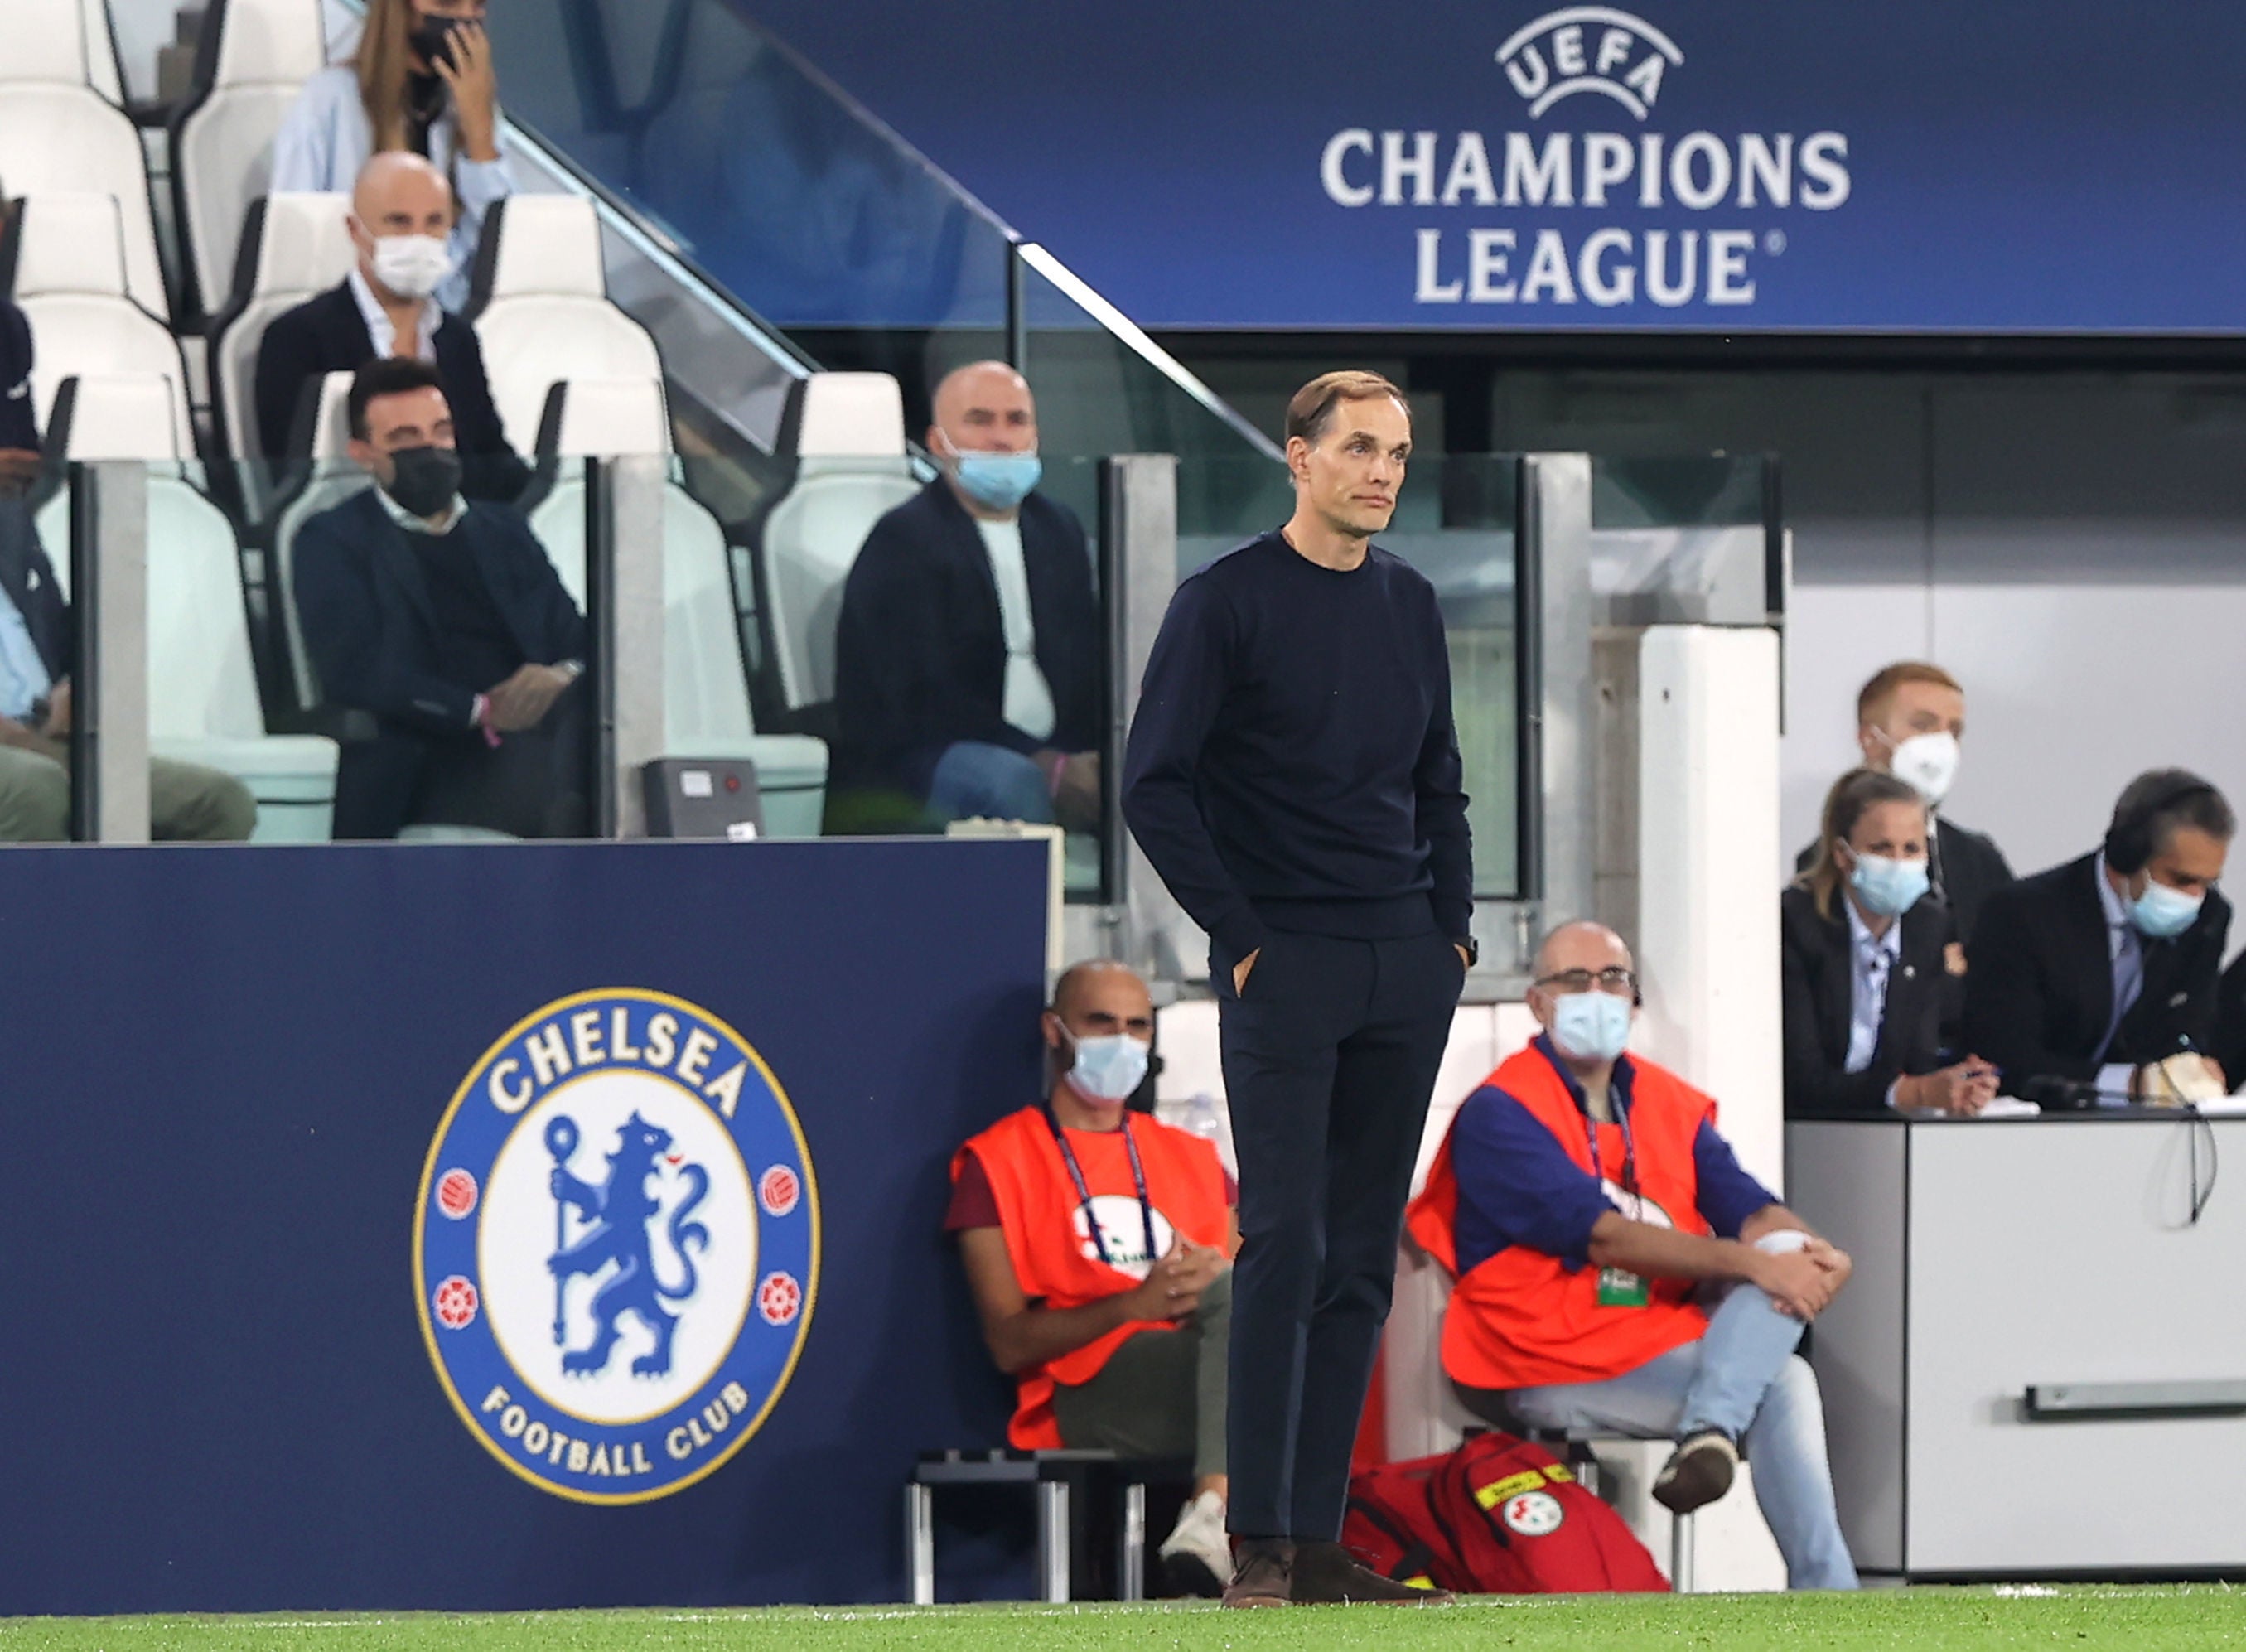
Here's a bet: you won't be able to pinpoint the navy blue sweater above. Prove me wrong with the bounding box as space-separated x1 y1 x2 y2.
1121 530 1472 958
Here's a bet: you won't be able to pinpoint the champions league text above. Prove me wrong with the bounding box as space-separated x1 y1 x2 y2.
1320 128 1852 310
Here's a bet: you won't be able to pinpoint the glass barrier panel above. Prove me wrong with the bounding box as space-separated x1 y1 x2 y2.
488 0 1012 385
1018 250 1286 540
1591 454 1775 628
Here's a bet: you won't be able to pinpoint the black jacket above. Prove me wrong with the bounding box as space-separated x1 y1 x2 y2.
254 282 529 503
1794 813 2013 946
1781 883 1952 1118
292 490 584 734
1 299 36 452
830 481 1100 800
1963 851 2229 1095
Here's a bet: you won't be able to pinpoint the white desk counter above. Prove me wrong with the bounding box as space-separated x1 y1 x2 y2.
1790 1114 2246 1579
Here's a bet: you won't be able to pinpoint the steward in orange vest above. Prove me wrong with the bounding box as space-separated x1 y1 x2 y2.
946 960 1238 1596
1403 921 1858 1583
1408 1034 1736 1392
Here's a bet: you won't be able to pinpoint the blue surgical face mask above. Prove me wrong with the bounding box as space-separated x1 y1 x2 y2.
1064 1031 1150 1104
2130 875 2205 940
1549 990 1632 1065
943 433 1042 512
1848 851 1931 918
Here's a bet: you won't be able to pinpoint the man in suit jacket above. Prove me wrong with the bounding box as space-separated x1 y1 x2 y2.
254 152 528 503
830 361 1101 833
1796 662 2013 948
0 294 256 841
1964 769 2233 1107
292 358 585 841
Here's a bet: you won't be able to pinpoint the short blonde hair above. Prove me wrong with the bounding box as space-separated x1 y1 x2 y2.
1857 661 1962 728
1285 371 1410 447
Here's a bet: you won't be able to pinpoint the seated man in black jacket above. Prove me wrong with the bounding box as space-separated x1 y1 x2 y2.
292 358 585 840
254 152 528 503
830 361 1100 832
1964 769 2232 1108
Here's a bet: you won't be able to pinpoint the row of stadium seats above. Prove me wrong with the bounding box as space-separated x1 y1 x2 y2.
4 0 961 843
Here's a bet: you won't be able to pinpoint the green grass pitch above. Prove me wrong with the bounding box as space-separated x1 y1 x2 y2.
0 1588 2239 1651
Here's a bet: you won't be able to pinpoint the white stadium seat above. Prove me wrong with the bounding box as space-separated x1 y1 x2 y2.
36 374 341 841
0 0 171 320
169 0 332 324
80 0 127 105
4 193 194 460
206 191 356 495
466 196 664 453
753 372 920 712
529 379 830 838
273 369 370 710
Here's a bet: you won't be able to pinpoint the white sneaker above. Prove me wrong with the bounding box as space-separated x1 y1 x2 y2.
1157 1489 1231 1597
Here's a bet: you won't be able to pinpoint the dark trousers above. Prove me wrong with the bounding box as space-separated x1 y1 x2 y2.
1215 926 1462 1539
333 681 590 840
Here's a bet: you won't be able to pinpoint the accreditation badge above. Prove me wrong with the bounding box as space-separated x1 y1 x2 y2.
1596 1267 1649 1308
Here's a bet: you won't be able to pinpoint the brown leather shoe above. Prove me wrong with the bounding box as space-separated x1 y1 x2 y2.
1221 1538 1294 1609
1654 1428 1738 1515
1290 1539 1455 1605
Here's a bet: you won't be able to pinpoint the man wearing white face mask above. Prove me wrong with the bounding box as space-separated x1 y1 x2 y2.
254 152 528 502
832 362 1102 833
1967 769 2233 1107
1406 922 1860 1591
1839 661 2014 948
948 960 1239 1595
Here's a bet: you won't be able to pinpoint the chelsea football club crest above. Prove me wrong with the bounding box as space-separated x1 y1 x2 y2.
414 988 818 1504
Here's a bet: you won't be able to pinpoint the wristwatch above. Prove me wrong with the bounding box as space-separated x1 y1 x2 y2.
1454 935 1480 968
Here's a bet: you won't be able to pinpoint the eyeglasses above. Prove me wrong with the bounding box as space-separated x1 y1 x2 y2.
1534 967 1638 997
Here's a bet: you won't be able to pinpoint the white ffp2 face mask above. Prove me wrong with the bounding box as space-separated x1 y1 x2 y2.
1887 730 1960 806
371 234 456 301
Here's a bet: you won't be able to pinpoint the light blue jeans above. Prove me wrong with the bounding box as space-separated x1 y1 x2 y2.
1497 1251 1859 1591
925 740 1052 826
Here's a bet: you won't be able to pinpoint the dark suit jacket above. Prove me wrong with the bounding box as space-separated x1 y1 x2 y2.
1963 851 2229 1095
1794 813 2013 945
292 490 584 734
254 282 530 503
830 481 1101 802
1781 883 1951 1117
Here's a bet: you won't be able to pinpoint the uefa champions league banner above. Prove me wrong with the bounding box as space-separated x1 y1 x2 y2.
756 0 2246 332
0 840 1048 1612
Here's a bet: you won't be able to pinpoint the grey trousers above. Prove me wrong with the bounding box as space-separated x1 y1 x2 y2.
0 745 258 841
1051 1267 1230 1481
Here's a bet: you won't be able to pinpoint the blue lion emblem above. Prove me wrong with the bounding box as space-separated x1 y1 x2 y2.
544 1111 710 1377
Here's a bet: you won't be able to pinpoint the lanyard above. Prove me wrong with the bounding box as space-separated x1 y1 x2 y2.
1043 1104 1157 1268
1581 1089 1640 1214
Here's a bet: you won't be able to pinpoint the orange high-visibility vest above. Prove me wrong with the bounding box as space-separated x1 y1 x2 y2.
954 1104 1231 1448
1407 1044 1717 1391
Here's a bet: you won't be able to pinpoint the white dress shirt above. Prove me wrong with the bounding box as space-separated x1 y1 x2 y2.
1843 897 1902 1076
348 268 441 365
973 516 1056 742
0 577 51 721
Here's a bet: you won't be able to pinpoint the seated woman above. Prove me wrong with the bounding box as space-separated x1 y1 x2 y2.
1783 768 1998 1117
271 0 512 312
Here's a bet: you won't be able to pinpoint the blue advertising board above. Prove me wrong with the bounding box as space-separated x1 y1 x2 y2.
0 839 1048 1611
751 0 2246 334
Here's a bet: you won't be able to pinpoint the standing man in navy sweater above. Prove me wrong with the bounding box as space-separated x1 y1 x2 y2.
1123 371 1472 1608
